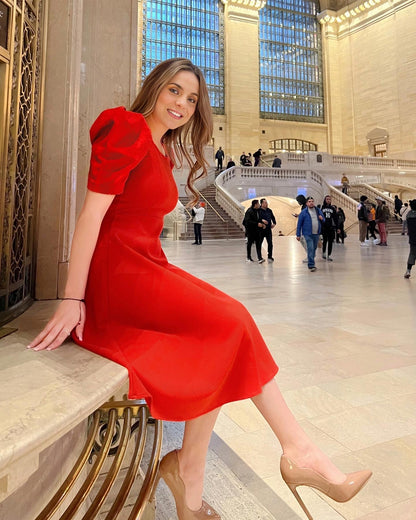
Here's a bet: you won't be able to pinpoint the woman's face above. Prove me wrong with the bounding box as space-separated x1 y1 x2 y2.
325 196 331 204
149 70 199 133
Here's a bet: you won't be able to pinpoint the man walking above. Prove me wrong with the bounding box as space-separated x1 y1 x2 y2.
259 198 276 262
296 197 325 272
243 200 265 263
253 148 262 166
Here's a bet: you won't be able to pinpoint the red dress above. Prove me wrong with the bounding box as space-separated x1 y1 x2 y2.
73 107 278 421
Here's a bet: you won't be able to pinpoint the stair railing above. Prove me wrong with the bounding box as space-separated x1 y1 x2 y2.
194 188 232 240
350 182 395 215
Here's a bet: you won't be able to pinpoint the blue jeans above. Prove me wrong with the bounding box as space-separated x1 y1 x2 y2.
304 234 320 268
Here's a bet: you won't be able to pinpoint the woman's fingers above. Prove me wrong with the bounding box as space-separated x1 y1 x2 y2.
31 325 71 351
45 327 73 351
27 319 59 349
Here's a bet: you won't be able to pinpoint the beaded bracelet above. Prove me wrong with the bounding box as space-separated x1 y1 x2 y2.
61 298 85 302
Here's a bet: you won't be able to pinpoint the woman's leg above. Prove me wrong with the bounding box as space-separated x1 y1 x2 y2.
178 408 221 510
327 229 334 256
193 223 198 244
251 379 346 483
322 230 328 254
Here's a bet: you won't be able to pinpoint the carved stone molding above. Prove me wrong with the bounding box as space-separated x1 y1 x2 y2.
221 0 266 9
221 0 266 23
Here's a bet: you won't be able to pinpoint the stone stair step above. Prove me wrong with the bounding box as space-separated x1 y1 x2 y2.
178 186 244 240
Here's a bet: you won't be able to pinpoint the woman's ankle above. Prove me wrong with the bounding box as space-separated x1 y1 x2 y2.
176 450 206 510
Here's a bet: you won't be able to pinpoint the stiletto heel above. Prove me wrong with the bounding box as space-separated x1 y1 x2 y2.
158 450 221 519
280 455 372 520
286 482 313 520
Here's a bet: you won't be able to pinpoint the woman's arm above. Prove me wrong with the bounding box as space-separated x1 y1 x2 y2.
28 190 115 351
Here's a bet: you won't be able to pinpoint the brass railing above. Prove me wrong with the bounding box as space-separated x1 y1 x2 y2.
35 400 163 520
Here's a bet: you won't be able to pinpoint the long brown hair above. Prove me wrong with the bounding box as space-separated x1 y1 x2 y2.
131 58 213 204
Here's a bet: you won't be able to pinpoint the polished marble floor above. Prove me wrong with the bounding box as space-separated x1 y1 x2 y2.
154 234 416 520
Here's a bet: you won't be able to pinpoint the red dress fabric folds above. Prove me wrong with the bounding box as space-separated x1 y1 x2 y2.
73 107 278 421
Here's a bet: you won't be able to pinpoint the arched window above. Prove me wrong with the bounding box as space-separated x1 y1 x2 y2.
259 0 324 123
269 138 317 153
142 1 225 114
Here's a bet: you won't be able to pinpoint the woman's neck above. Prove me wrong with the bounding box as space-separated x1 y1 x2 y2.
144 116 167 155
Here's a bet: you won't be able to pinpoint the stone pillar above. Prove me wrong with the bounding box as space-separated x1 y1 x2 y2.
319 15 344 154
35 0 83 299
35 0 138 299
221 0 266 159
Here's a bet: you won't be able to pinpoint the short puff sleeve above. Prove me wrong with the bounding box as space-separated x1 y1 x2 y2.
87 107 151 194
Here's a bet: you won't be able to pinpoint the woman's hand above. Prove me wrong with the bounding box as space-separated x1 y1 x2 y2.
27 300 86 351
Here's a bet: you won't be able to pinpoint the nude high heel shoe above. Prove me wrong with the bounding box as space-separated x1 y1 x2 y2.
280 455 372 520
155 450 221 520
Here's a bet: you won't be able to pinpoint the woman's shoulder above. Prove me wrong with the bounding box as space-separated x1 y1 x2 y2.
90 107 151 144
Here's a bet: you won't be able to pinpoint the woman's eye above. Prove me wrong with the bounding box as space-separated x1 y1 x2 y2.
169 88 179 94
188 98 196 104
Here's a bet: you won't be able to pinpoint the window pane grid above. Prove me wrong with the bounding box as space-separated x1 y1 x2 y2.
259 0 324 123
143 1 224 114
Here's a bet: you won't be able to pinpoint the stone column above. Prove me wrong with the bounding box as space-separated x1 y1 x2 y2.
221 0 266 159
319 14 343 154
35 0 83 299
36 0 138 299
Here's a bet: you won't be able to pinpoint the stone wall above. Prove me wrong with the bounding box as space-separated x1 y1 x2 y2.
322 0 416 156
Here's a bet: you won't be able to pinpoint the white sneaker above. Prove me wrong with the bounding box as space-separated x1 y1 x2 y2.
373 239 380 245
360 242 369 247
302 258 308 263
322 253 326 259
327 256 333 261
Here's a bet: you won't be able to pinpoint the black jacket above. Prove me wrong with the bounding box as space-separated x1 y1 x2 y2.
321 204 338 228
407 210 416 245
358 202 368 221
259 207 276 229
243 207 261 233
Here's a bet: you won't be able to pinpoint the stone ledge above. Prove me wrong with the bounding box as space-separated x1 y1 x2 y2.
0 301 128 501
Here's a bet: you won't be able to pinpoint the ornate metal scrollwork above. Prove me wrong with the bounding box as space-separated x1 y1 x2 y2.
0 0 45 324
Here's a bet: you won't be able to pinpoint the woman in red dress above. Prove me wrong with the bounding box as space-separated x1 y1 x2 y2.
29 59 371 520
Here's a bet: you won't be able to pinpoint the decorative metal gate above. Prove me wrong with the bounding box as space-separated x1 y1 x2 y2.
0 0 46 325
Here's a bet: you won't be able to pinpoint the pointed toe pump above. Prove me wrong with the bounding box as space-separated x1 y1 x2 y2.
156 450 221 520
280 455 372 520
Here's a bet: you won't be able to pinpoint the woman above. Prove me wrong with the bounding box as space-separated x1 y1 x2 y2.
29 59 371 520
320 195 338 261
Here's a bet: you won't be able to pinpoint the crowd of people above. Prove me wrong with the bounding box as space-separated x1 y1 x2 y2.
214 148 283 170
243 191 415 279
239 149 264 166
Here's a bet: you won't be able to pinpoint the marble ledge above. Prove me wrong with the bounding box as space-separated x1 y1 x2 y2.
0 301 128 500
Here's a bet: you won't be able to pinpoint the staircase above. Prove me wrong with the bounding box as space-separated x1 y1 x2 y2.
345 186 404 235
179 185 245 241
